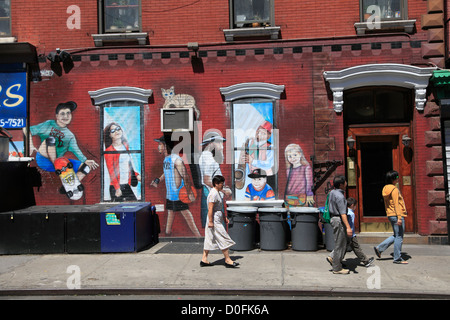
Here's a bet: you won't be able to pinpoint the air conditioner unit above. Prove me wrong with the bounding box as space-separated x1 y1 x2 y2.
160 108 194 132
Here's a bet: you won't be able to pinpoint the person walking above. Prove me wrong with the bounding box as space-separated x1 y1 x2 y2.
346 197 374 267
326 175 353 274
201 175 239 268
374 170 408 264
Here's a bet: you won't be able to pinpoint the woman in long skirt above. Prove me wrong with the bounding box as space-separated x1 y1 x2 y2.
201 175 239 268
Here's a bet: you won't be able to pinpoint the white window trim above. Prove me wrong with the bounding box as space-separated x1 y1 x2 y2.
219 82 285 101
88 86 153 105
323 64 437 112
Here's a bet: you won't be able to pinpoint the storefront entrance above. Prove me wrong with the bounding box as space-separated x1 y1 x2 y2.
346 126 415 233
344 87 415 233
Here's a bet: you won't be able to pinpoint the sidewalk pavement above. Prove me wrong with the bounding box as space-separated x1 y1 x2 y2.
0 241 449 299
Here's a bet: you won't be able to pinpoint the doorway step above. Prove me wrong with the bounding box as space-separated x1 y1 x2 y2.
357 233 448 245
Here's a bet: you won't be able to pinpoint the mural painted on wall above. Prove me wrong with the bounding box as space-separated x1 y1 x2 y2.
27 101 99 200
102 106 142 202
149 86 203 237
151 135 201 237
161 86 201 119
233 101 276 201
284 143 314 207
199 131 232 227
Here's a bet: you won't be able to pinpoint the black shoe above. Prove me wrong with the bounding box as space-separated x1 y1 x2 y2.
374 246 381 258
225 261 239 268
200 261 213 267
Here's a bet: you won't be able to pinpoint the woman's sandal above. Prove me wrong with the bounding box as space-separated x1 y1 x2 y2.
200 261 213 267
225 261 239 268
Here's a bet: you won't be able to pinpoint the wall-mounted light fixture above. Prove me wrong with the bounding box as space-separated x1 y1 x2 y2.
402 134 412 147
187 42 199 58
46 48 74 77
347 136 356 149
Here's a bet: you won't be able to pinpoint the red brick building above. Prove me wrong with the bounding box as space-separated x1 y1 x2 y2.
1 0 448 241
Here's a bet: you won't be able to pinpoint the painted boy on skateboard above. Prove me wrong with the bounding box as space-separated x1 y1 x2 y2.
24 101 99 198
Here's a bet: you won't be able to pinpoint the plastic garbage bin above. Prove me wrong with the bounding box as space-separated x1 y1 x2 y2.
227 206 258 251
322 222 335 251
258 207 289 251
290 207 320 251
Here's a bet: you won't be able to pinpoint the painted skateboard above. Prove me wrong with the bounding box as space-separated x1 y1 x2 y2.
54 157 84 200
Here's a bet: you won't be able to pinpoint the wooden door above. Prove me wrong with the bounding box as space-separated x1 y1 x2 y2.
347 125 415 233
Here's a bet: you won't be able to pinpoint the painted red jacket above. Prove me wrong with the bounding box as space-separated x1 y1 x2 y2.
104 142 139 190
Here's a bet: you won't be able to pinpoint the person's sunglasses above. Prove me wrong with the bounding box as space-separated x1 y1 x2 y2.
110 126 122 133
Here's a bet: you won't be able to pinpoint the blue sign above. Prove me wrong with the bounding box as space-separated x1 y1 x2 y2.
0 72 27 128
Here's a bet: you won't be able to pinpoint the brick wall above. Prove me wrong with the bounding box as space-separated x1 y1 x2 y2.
6 1 441 237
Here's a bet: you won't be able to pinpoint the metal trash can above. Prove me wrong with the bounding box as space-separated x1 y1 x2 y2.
290 207 320 251
227 206 258 251
322 222 335 251
258 207 288 251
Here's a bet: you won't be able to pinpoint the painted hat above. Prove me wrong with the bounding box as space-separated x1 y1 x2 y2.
55 101 77 113
257 121 272 134
154 135 167 144
201 131 226 146
248 168 267 179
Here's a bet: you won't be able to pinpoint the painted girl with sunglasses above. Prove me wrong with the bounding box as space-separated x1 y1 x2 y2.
103 122 141 202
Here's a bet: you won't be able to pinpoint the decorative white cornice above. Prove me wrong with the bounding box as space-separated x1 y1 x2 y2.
219 82 285 101
323 64 437 112
88 86 153 105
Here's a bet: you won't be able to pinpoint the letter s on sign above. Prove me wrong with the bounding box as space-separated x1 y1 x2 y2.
4 84 24 108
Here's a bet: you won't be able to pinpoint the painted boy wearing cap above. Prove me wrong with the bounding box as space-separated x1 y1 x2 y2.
245 168 275 201
25 101 99 181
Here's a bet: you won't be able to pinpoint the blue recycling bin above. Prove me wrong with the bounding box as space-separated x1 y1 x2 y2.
100 202 153 253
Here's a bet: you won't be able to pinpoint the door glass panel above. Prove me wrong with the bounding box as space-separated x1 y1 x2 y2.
360 141 393 217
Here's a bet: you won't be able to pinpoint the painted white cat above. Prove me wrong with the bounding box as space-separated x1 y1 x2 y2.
161 86 200 119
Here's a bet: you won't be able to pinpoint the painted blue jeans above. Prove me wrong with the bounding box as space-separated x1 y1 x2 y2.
377 216 405 261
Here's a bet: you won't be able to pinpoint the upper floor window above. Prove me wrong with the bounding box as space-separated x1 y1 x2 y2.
225 0 279 41
102 0 141 33
356 0 414 35
0 0 11 37
231 0 274 28
361 0 407 22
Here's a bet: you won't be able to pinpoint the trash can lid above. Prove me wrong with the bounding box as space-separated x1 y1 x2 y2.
226 206 258 213
289 207 319 213
258 207 288 213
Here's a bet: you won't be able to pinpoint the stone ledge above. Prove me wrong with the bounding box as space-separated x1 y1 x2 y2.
354 20 416 35
92 33 148 47
223 26 280 41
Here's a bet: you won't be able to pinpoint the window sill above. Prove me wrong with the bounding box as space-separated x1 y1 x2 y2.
0 37 17 43
354 19 416 35
223 26 280 42
92 32 148 47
